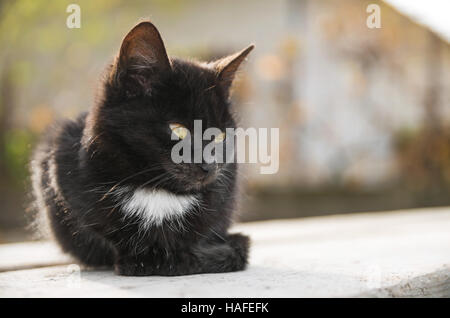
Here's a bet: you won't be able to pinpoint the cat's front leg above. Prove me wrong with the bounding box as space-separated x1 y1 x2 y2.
114 233 250 276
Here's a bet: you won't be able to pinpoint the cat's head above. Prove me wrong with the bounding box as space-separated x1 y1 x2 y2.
85 21 253 193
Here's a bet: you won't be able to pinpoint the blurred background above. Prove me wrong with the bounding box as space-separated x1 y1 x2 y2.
0 0 449 243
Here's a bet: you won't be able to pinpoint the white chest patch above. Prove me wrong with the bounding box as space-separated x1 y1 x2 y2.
119 187 199 226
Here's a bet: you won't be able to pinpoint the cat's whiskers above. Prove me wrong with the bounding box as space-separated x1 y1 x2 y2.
137 170 172 189
203 84 216 92
98 164 166 200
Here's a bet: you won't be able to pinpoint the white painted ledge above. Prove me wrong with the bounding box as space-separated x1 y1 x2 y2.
0 207 449 297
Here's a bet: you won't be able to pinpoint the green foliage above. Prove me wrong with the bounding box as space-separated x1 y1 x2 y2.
3 129 35 186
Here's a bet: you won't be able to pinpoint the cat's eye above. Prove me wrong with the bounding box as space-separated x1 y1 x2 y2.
214 132 226 143
169 123 189 140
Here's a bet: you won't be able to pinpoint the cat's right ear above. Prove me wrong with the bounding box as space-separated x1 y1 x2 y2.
109 21 172 94
210 44 254 97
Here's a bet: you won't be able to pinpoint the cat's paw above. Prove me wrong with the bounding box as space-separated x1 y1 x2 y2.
227 233 250 270
114 261 153 276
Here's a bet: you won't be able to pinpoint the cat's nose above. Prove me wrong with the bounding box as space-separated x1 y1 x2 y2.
200 163 216 174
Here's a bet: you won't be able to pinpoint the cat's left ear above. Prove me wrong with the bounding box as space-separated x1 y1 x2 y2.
212 44 254 94
110 21 171 93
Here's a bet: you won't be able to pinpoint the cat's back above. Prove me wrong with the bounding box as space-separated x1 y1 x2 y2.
30 113 87 235
32 112 87 169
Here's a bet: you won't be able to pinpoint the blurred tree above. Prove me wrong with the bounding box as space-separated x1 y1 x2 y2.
394 32 450 205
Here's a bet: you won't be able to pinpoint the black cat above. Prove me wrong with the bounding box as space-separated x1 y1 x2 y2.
30 21 254 276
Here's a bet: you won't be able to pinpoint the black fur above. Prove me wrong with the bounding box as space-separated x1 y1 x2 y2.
30 22 253 276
